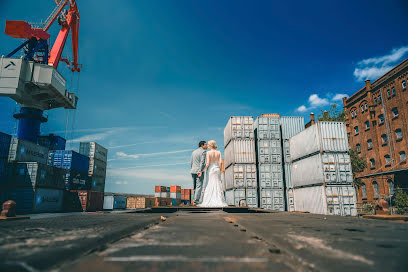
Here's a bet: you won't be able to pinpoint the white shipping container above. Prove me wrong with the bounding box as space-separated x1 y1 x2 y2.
260 189 284 211
160 192 169 198
154 192 161 197
293 184 357 216
8 137 49 164
103 195 114 210
170 192 181 199
79 142 108 163
254 116 280 140
225 164 257 190
258 164 283 189
224 116 254 147
289 122 349 161
280 116 304 140
291 152 353 187
224 139 256 167
287 188 295 212
225 188 258 208
282 140 290 163
284 162 292 188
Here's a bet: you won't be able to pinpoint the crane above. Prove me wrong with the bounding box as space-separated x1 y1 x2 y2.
0 0 81 142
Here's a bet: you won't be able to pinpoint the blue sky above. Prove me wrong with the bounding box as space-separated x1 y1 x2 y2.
1 0 407 194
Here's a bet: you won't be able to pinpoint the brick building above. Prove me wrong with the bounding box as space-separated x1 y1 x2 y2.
343 58 408 205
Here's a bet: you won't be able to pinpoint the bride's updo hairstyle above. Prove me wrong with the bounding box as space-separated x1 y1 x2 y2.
208 140 217 149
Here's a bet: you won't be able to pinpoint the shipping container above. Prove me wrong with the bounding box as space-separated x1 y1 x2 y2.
291 152 353 188
254 116 281 140
225 188 258 208
224 116 254 147
65 170 91 190
258 164 283 189
170 192 181 199
0 158 7 185
90 176 105 192
287 188 295 212
282 140 290 163
170 185 181 192
171 198 181 206
255 139 282 164
38 134 66 150
280 116 305 140
224 139 256 167
103 195 127 209
62 190 83 212
225 164 257 190
283 162 292 188
126 196 155 209
155 186 167 192
8 137 49 164
290 122 349 162
79 142 108 162
0 132 12 159
49 150 90 173
154 197 172 207
260 189 284 211
7 162 66 189
7 187 64 214
293 184 357 216
72 190 104 211
88 158 107 177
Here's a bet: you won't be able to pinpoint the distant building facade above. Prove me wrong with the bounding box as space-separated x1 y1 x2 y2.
343 58 408 205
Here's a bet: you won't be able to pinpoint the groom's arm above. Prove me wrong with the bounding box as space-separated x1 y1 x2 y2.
200 151 206 172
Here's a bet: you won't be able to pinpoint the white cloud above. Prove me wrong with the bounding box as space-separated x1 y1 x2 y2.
115 149 193 160
296 105 308 112
353 46 408 81
308 94 329 107
116 151 140 159
332 94 348 101
108 168 191 182
113 162 190 169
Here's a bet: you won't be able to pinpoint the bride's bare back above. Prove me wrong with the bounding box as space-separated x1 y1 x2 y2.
204 150 222 170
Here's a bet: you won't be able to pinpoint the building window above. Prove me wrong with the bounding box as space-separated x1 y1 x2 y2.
387 89 391 98
354 126 359 134
361 105 364 112
381 134 388 144
400 151 407 162
365 103 368 110
384 155 391 165
362 183 367 198
392 107 399 117
378 95 382 103
403 80 406 89
374 97 377 105
379 114 384 124
388 180 394 196
351 111 354 118
356 144 361 152
367 139 373 149
373 181 379 197
395 128 402 139
370 158 376 168
392 87 395 96
365 121 370 129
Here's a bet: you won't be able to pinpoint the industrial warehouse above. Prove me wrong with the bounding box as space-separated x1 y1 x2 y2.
0 1 407 271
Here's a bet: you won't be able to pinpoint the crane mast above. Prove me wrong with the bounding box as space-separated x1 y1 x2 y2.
0 0 81 142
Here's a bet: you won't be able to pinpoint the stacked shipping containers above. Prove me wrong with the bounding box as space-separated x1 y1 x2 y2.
79 142 108 192
280 117 305 211
289 122 357 216
254 114 284 211
224 116 258 207
170 185 181 206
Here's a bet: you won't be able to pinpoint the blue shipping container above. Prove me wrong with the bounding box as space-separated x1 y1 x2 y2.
0 159 7 185
38 134 66 151
8 187 64 214
113 196 127 209
65 170 91 190
0 132 12 159
49 150 90 173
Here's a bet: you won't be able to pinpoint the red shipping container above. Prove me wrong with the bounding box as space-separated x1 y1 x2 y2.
155 186 167 192
154 197 172 207
170 185 181 193
71 190 104 211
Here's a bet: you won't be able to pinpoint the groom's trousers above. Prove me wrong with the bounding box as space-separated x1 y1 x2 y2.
192 173 204 204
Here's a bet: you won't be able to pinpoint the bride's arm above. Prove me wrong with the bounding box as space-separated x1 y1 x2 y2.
218 151 223 169
202 152 210 172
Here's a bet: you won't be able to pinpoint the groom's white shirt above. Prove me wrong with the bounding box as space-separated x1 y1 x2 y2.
190 147 206 174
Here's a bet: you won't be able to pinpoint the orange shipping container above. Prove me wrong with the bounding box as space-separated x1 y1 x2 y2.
170 185 181 193
71 190 104 212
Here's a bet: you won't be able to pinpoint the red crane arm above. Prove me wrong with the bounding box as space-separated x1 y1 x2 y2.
48 1 80 72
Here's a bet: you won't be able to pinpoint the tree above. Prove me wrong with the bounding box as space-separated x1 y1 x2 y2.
349 148 367 188
393 188 408 214
317 104 345 122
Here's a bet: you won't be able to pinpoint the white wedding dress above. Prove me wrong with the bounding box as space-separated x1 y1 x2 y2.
199 150 227 207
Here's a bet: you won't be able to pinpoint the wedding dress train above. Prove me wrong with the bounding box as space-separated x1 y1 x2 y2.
199 162 227 207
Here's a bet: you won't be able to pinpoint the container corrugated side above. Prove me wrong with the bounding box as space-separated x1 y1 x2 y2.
8 137 49 164
7 162 66 189
280 116 304 140
0 158 7 185
88 157 107 177
283 162 292 188
50 150 90 173
0 132 12 159
113 196 127 209
224 139 255 167
225 188 258 208
293 184 357 216
224 116 254 147
258 164 283 189
90 176 105 192
289 122 349 161
287 188 295 212
65 170 91 190
254 116 281 140
260 189 284 211
79 142 108 163
291 152 353 188
103 195 114 209
256 139 282 164
74 190 104 211
8 187 64 214
225 164 257 190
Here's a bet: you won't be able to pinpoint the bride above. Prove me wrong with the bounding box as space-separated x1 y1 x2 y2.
199 140 228 207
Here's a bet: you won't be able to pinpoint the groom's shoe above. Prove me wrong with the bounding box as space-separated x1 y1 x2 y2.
193 203 197 206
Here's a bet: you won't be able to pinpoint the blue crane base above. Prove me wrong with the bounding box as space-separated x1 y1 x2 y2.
13 107 48 143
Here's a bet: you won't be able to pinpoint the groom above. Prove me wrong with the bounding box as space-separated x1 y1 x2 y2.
190 141 208 205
